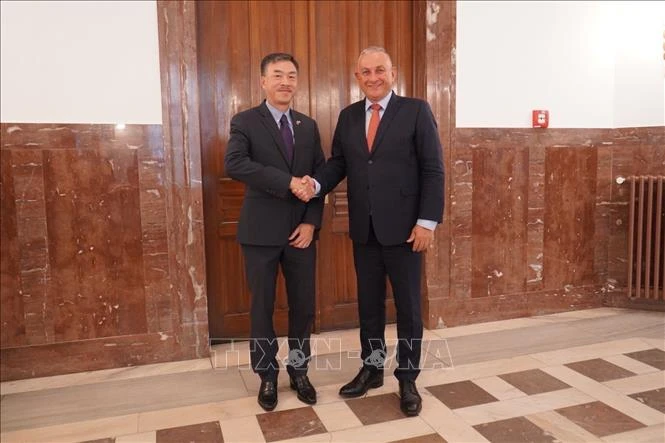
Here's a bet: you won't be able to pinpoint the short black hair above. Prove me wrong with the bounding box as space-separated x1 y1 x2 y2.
260 53 299 75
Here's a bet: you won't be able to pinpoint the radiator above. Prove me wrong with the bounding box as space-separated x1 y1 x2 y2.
626 175 665 300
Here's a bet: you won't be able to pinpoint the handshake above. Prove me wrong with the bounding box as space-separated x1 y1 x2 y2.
289 175 317 202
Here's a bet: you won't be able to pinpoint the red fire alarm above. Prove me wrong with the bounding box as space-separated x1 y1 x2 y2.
532 110 549 128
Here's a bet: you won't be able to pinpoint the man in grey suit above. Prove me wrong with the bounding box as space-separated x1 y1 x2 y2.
297 46 445 416
225 53 324 411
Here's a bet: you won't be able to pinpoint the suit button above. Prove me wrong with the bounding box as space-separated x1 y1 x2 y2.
368 160 373 164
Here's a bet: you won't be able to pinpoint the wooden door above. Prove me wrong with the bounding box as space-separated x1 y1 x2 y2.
198 1 417 340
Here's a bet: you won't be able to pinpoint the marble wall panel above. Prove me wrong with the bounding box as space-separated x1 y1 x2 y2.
543 146 598 289
1 150 24 347
0 122 209 381
10 148 53 345
471 146 528 298
43 145 146 341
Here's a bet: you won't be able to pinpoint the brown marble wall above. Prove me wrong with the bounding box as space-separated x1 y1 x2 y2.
425 126 665 327
0 124 210 381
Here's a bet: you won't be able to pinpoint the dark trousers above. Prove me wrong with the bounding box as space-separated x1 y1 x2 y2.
352 221 423 381
242 243 316 382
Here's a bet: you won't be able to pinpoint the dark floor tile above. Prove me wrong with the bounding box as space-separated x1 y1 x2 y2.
389 433 447 443
473 416 556 443
426 380 498 409
629 388 665 413
564 358 635 382
345 393 405 425
556 401 645 437
256 406 326 442
156 421 223 443
498 368 570 395
624 348 665 370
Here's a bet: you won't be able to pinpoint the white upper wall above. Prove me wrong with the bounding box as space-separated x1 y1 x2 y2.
613 2 665 128
2 1 663 128
457 0 665 128
0 1 162 124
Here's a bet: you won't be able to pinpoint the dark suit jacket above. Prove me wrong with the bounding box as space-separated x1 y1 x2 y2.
316 93 444 245
225 101 325 246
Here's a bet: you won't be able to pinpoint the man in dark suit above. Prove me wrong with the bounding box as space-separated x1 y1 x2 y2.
297 46 444 416
224 53 324 411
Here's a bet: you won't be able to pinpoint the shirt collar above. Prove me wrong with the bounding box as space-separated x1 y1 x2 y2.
265 100 292 126
365 90 393 112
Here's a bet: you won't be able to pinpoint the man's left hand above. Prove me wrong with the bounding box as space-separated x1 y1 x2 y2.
406 225 434 252
289 223 315 248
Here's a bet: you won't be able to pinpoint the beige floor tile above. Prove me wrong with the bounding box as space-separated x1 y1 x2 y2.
272 391 313 412
0 358 213 396
313 401 363 431
273 433 333 443
330 417 434 442
432 317 551 339
0 414 138 443
440 321 602 366
603 354 662 374
526 410 602 442
211 341 251 368
137 402 226 432
537 308 628 321
417 355 543 388
472 376 527 401
453 388 593 426
603 371 665 395
1 368 248 431
530 338 653 366
137 397 267 433
219 416 265 443
542 365 665 426
639 337 665 351
418 392 490 443
566 311 664 335
601 423 665 443
310 382 360 406
115 430 157 443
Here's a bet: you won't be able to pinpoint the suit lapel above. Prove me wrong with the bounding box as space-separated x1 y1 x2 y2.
371 93 402 155
350 101 370 155
258 101 291 169
291 110 305 169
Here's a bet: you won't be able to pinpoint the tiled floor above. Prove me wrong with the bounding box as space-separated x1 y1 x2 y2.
1 307 663 442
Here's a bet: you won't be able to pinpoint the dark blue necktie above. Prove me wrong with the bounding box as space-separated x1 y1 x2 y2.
279 114 294 163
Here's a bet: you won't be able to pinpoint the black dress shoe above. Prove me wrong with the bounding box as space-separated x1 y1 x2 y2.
399 380 422 416
289 374 317 405
258 380 277 411
338 367 384 398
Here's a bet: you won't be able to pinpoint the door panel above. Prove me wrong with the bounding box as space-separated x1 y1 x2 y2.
198 0 415 339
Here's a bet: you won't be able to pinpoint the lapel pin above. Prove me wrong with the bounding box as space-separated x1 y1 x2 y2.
296 120 301 126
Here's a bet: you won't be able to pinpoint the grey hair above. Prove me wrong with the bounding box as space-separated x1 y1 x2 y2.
357 46 393 66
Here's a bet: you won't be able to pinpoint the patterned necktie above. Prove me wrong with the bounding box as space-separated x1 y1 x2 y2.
279 114 294 163
366 103 381 151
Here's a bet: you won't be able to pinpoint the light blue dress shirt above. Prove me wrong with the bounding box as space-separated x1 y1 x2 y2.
266 101 294 139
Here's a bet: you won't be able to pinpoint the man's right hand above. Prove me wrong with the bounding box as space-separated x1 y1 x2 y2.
290 176 316 202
